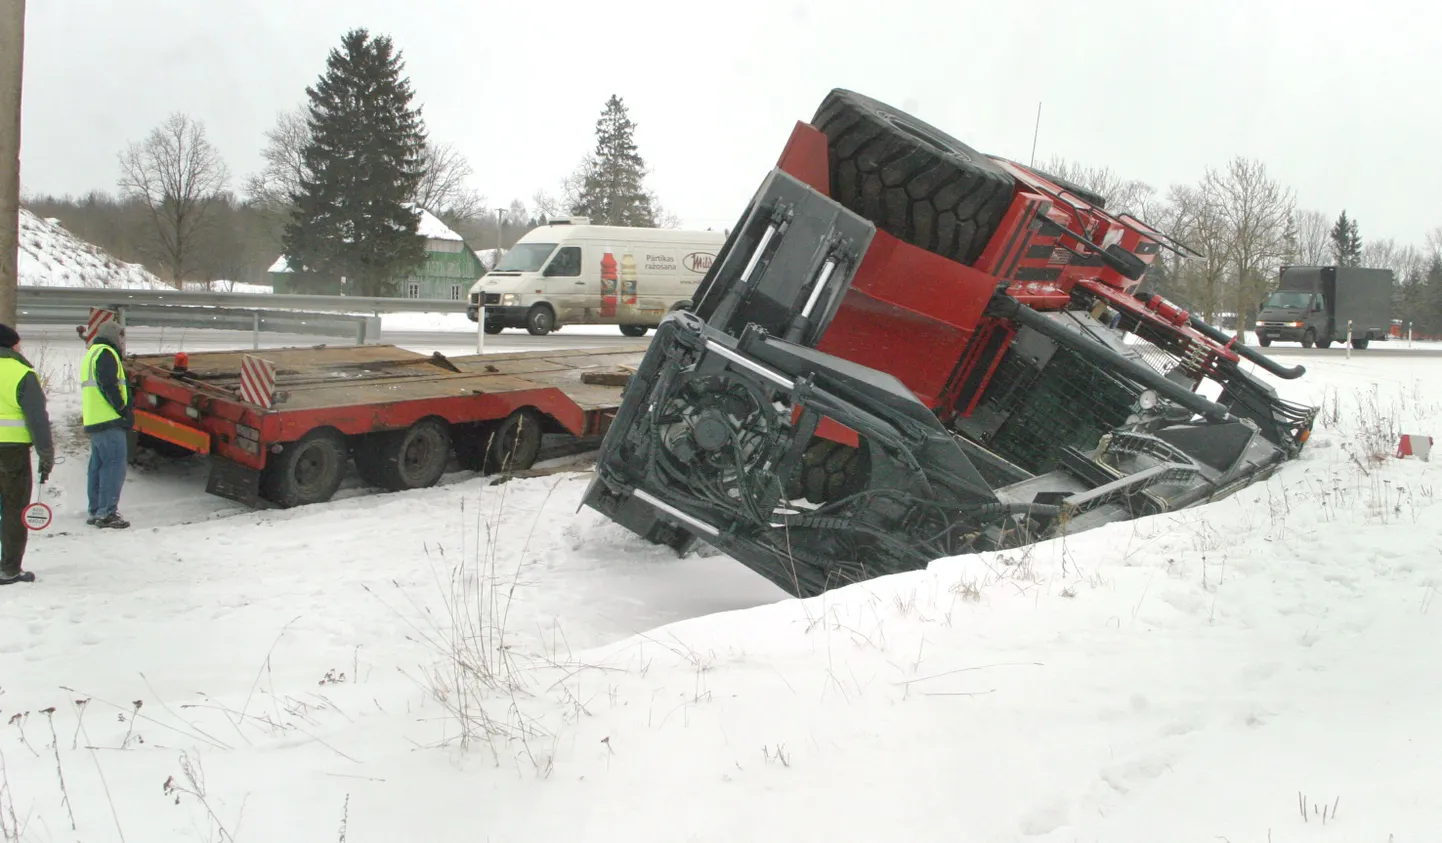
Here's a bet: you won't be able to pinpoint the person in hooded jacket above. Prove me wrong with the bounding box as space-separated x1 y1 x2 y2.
81 321 131 529
0 323 55 585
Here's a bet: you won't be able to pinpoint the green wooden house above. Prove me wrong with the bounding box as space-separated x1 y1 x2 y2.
267 206 488 300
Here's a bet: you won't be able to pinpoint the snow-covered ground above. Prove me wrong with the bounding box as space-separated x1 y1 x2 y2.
1 336 1439 842
17 210 172 290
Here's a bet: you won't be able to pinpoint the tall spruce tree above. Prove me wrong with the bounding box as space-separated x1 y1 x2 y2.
1329 210 1362 267
282 29 428 296
572 95 659 227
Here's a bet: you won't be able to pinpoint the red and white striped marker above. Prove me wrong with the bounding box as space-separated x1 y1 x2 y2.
239 355 277 408
81 308 117 343
1396 433 1433 462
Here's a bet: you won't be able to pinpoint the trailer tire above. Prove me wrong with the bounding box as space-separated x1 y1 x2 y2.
785 436 870 504
359 419 452 492
485 408 543 473
620 324 648 337
812 89 1015 267
261 428 347 508
526 305 555 336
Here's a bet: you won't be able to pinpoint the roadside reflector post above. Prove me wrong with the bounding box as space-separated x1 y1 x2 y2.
1347 319 1353 360
1409 322 1413 347
476 304 486 354
252 310 260 350
1397 433 1434 462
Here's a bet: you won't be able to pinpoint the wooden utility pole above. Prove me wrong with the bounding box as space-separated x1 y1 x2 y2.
0 0 24 327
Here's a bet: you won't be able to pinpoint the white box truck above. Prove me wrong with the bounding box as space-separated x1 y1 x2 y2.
467 218 727 336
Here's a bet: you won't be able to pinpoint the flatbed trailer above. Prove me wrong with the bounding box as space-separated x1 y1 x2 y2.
126 343 648 508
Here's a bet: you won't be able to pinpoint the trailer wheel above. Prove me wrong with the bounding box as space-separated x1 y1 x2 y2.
359 419 453 492
261 428 347 508
812 89 1015 267
485 408 544 473
526 305 555 336
620 324 648 337
785 437 870 504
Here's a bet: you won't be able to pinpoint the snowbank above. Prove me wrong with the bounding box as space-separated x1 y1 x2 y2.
16 208 172 290
0 347 1437 841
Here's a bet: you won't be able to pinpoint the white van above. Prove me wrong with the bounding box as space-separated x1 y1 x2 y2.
467 218 727 336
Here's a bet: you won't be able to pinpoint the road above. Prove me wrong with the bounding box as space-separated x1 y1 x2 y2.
1252 344 1442 359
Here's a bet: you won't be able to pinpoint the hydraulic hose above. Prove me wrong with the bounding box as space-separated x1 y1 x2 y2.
1183 313 1306 380
987 295 1234 422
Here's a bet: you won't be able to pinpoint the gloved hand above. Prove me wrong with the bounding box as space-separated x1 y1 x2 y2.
38 454 54 484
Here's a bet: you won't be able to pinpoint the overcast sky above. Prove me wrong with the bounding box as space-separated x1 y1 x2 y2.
17 0 1441 247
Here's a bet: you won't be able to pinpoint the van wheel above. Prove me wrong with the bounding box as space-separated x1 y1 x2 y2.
484 322 503 335
526 306 555 336
261 428 347 508
620 324 648 337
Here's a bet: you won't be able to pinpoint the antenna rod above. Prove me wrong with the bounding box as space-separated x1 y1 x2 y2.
1029 101 1042 168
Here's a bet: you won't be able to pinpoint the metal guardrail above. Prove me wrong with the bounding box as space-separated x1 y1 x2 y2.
16 286 470 315
10 287 459 347
18 303 381 347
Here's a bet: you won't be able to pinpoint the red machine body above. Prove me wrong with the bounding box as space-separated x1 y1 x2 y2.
770 119 1248 447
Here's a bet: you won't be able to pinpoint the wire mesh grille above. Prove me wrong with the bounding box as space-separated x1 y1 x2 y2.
981 347 1140 474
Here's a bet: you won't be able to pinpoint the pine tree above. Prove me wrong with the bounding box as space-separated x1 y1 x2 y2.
1329 210 1361 267
282 29 428 296
572 95 660 227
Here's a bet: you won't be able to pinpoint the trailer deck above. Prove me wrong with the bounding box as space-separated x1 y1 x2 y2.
127 343 651 508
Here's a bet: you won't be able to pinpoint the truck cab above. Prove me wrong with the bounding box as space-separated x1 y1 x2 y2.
467 218 727 337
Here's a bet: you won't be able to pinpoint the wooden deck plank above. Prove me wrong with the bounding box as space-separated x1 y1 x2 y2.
133 343 650 414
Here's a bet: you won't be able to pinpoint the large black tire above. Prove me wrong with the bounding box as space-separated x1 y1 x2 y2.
1301 328 1316 349
1351 337 1369 350
484 322 504 335
620 324 648 337
484 408 544 473
261 428 348 508
356 419 452 492
811 89 1015 267
526 305 555 336
784 437 870 504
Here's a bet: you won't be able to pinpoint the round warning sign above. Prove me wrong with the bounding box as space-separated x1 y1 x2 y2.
22 502 52 531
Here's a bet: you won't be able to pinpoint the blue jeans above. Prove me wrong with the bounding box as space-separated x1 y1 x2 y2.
87 427 128 518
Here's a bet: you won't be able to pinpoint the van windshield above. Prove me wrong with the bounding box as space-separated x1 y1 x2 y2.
494 243 556 272
1263 290 1314 310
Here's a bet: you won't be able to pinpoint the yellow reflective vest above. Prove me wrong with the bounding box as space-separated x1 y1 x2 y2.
0 356 34 444
82 343 128 427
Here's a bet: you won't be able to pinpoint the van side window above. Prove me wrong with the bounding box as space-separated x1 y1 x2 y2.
543 246 582 277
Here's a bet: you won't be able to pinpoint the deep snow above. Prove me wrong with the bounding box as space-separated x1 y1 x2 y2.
16 209 171 290
0 334 1438 843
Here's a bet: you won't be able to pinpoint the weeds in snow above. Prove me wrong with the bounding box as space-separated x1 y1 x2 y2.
164 750 244 842
1297 791 1340 824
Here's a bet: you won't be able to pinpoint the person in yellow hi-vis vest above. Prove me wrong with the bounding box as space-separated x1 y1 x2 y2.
0 323 55 586
81 321 132 529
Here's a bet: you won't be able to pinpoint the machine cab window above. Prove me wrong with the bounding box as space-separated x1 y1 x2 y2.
543 246 582 277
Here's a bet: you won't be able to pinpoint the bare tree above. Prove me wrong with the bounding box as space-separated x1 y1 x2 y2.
244 105 310 218
1167 182 1232 323
1204 157 1295 343
117 112 231 286
1037 154 1154 217
1291 209 1331 265
531 188 562 221
414 141 485 223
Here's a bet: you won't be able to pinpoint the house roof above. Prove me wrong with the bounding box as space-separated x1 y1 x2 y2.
267 206 466 273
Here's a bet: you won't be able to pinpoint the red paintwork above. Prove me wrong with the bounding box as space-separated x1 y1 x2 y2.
776 121 832 194
765 109 1183 444
129 361 614 473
